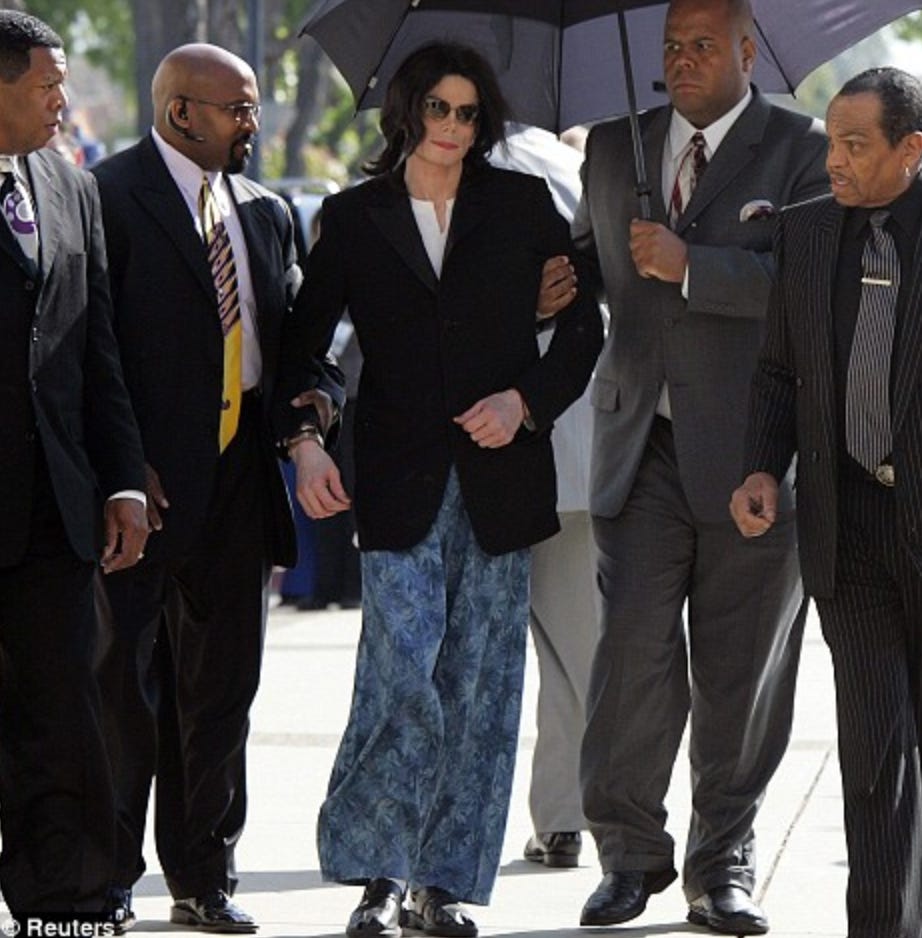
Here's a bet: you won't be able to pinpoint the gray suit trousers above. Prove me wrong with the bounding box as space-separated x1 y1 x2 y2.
528 510 599 832
582 418 807 900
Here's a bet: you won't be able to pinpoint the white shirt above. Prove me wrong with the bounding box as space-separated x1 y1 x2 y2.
410 197 454 278
151 128 261 390
656 88 752 419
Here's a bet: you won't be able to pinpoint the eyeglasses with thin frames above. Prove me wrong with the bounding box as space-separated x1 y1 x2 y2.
422 95 479 126
184 96 261 124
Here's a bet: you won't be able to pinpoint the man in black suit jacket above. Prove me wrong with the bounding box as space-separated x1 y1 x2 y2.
0 10 148 922
92 43 342 932
732 68 922 938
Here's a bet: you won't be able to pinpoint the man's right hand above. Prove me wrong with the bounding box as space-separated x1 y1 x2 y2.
730 472 779 537
291 440 351 519
537 255 577 320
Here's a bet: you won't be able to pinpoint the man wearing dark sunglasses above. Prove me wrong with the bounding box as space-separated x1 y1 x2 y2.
90 43 344 932
423 94 480 125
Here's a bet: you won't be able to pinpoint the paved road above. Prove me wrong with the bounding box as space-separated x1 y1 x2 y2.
120 602 846 936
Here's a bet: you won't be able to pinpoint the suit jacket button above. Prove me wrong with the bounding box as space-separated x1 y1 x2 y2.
795 377 804 387
24 280 35 291
810 450 819 462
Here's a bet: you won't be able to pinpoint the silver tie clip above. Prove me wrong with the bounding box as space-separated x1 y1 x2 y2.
861 276 893 286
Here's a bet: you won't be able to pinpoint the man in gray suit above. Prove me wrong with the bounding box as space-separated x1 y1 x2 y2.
548 0 828 932
732 67 922 938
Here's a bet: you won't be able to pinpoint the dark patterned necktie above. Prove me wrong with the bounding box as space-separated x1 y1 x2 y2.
669 131 707 228
845 209 900 472
0 155 39 263
198 175 242 452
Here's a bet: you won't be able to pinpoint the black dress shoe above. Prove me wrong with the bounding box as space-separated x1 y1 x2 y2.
346 879 404 938
170 891 257 933
687 885 769 935
580 868 677 926
403 886 477 937
524 831 581 868
106 886 136 935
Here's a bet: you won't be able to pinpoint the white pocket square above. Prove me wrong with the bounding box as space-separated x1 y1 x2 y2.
740 199 776 222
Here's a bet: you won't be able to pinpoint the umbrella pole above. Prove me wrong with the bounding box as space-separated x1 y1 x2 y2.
618 11 652 220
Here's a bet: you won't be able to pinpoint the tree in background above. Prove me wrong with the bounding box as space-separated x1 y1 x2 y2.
5 0 379 181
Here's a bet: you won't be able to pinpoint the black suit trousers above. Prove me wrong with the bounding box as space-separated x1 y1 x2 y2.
96 394 271 898
815 469 922 938
0 463 114 917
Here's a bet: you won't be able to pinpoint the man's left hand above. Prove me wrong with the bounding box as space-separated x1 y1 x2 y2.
100 498 149 573
629 219 688 283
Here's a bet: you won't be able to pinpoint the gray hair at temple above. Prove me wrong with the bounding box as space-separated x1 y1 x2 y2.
836 67 922 147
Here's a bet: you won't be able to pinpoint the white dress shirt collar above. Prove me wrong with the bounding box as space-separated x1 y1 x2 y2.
666 86 753 167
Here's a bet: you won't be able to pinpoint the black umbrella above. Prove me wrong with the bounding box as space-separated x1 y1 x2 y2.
300 0 919 216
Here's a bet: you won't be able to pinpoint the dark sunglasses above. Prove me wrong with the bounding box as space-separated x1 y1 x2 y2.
422 95 480 126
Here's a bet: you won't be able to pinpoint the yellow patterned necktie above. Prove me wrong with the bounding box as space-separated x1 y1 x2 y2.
198 175 242 452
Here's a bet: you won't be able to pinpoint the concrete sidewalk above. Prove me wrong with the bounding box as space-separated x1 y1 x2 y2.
126 602 846 937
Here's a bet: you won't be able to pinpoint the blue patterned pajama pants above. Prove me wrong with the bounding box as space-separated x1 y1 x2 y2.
317 469 530 904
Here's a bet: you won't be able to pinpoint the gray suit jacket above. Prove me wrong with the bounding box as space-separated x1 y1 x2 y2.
0 149 145 566
575 88 828 522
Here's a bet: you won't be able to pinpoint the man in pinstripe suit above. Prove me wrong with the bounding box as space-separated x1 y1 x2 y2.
732 67 922 938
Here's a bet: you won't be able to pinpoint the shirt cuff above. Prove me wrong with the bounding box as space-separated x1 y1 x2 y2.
108 489 147 508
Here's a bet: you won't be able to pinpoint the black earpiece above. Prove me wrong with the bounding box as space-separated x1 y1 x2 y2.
166 107 206 143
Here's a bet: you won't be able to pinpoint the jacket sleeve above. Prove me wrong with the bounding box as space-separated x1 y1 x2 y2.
744 210 799 481
272 193 347 449
514 179 604 431
81 170 147 495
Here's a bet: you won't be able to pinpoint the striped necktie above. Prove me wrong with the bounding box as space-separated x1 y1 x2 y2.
0 155 39 264
669 132 707 228
845 209 900 472
198 175 242 453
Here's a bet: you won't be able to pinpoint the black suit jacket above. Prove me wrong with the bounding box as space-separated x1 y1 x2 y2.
746 193 922 598
0 149 145 566
283 165 603 555
92 134 342 566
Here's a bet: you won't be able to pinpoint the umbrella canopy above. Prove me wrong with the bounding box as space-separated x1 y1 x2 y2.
300 0 920 134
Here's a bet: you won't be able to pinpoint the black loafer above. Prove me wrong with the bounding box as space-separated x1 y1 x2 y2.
170 891 257 933
580 868 677 926
524 831 581 868
687 885 769 935
403 886 477 937
346 878 404 938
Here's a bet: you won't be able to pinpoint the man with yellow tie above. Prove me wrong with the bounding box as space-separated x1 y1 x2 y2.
91 43 343 932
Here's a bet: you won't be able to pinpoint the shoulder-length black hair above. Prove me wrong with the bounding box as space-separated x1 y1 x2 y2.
365 41 509 177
